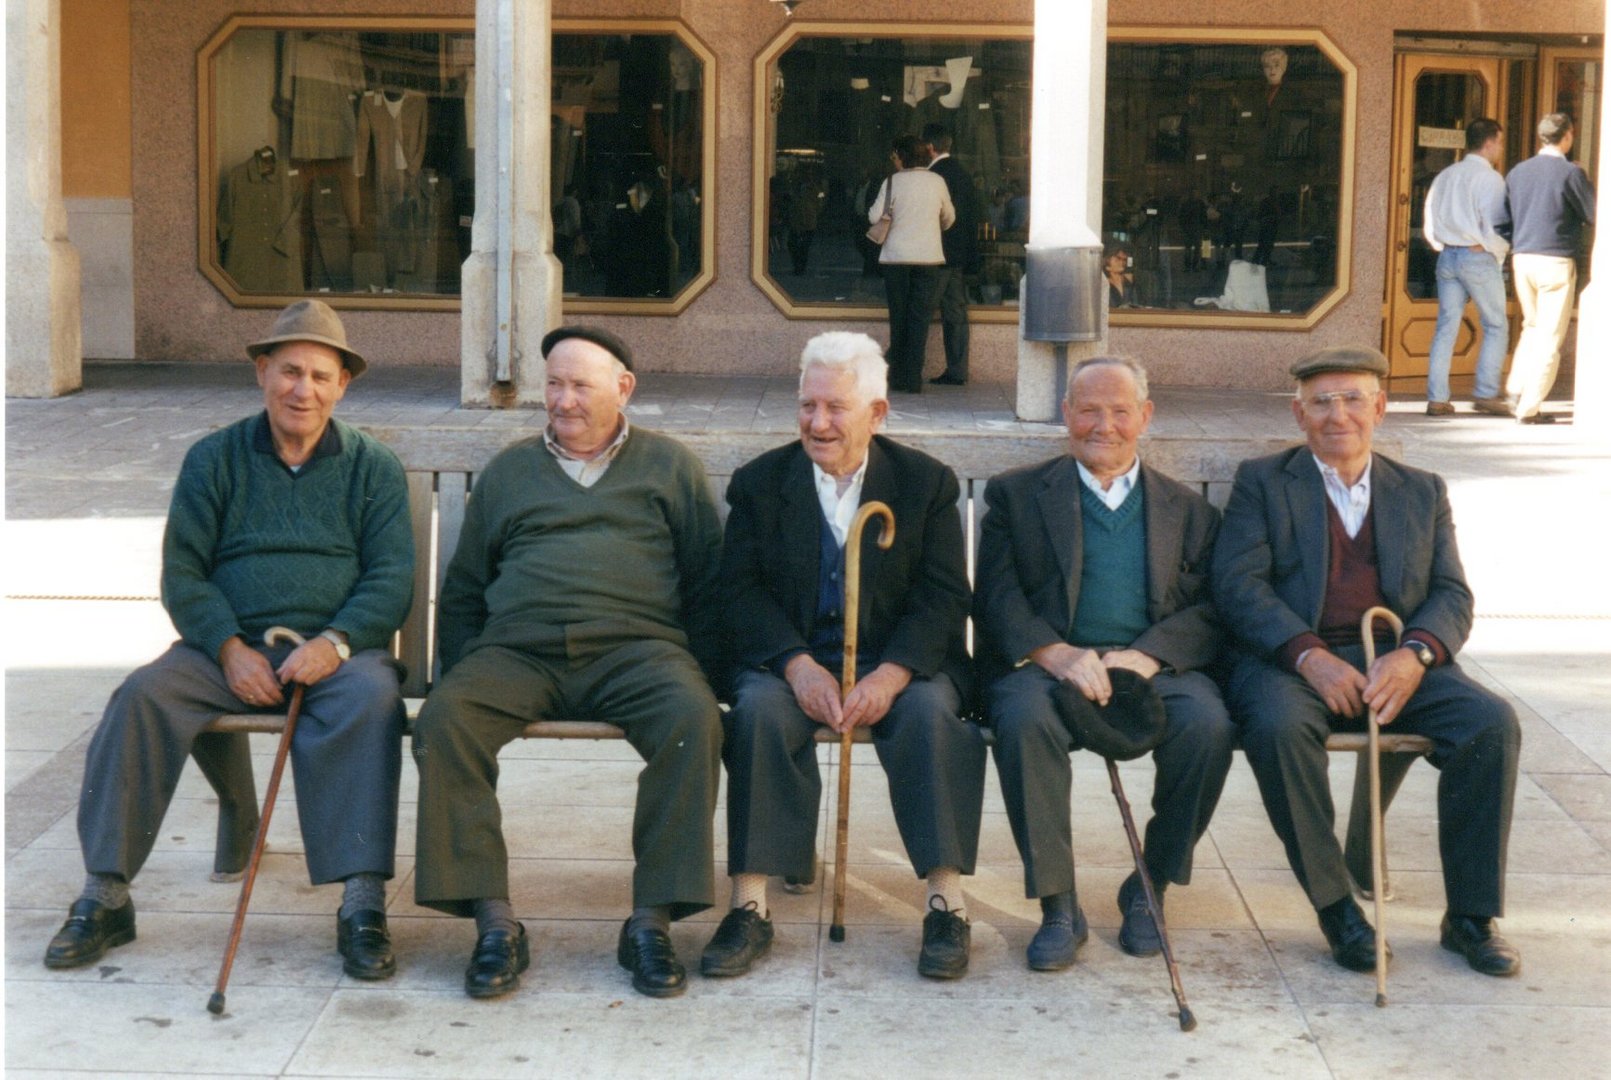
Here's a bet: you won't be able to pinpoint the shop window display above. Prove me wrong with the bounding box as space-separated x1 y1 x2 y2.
200 18 711 310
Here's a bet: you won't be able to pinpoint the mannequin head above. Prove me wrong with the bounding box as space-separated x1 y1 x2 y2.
667 42 696 91
1261 47 1288 87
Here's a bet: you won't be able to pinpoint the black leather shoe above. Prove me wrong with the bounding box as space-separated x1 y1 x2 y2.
918 897 970 979
1519 412 1557 425
44 898 136 969
464 923 530 999
1317 897 1389 973
337 909 396 980
1441 913 1521 977
1117 872 1164 958
617 921 687 998
928 373 966 386
1026 891 1088 971
700 904 774 977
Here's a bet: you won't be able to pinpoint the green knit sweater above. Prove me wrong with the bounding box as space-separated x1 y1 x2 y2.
161 413 414 658
435 426 723 677
1070 482 1150 648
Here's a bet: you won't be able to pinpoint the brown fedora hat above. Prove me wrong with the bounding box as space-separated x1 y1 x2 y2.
245 299 368 377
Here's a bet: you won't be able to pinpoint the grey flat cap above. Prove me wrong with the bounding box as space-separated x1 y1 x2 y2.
246 299 367 377
1289 345 1389 381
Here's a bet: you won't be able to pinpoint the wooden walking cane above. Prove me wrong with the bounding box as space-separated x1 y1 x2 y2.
1107 759 1197 1031
208 626 308 1015
829 501 895 943
1360 606 1404 1008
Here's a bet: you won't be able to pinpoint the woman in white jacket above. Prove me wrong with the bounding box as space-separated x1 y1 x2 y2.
869 135 955 393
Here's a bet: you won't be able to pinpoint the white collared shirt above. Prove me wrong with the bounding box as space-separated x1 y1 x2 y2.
543 417 630 488
813 458 868 548
1313 454 1372 538
1076 457 1141 512
1423 153 1511 261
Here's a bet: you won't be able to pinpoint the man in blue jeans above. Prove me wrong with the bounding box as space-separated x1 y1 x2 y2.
1423 118 1511 417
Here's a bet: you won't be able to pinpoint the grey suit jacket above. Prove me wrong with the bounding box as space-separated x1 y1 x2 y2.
973 455 1223 685
1211 447 1473 662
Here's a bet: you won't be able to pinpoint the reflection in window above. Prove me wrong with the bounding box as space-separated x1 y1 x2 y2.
1103 41 1348 316
553 32 705 300
209 27 474 298
761 35 1032 309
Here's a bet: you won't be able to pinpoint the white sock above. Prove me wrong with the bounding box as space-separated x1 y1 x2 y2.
926 867 965 918
731 873 768 915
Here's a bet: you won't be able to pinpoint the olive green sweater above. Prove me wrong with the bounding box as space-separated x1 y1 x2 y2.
161 413 414 658
435 427 724 679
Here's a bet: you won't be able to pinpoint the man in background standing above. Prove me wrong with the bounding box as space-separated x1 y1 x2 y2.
923 123 980 386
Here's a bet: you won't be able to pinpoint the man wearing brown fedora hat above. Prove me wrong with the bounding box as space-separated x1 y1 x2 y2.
45 300 415 983
1213 344 1522 977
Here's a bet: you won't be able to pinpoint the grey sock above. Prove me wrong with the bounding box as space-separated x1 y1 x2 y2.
626 905 672 936
339 873 386 920
81 873 129 910
474 897 519 938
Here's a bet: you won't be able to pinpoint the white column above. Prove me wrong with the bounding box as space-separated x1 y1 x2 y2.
7 0 82 398
1573 32 1609 431
460 0 563 406
1015 0 1107 421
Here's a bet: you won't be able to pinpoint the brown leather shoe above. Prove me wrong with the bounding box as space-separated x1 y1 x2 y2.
1425 401 1456 417
1471 396 1514 417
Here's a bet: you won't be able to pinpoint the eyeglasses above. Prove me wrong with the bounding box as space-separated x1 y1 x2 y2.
1299 390 1375 415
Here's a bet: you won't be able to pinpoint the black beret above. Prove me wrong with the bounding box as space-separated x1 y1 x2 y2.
540 325 634 372
1050 668 1168 762
1289 345 1390 381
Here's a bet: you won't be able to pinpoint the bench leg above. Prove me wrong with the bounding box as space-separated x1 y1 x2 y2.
1344 749 1417 900
192 731 259 879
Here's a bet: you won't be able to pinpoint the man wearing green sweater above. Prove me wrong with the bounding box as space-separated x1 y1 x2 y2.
45 300 414 983
413 326 725 1001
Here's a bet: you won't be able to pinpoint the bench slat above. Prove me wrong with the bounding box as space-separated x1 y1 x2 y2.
399 472 435 698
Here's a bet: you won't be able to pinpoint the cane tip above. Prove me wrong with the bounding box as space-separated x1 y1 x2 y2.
1375 992 1387 1008
829 924 846 943
206 992 226 1016
1178 1007 1197 1032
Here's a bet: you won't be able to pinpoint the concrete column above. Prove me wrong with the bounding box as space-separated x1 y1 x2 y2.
1572 27 1610 431
460 0 563 406
1015 0 1107 421
7 0 83 398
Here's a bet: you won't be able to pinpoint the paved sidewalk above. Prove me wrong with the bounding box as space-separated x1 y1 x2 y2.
5 363 1608 1079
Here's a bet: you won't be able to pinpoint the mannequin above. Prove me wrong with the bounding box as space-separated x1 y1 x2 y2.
217 146 303 293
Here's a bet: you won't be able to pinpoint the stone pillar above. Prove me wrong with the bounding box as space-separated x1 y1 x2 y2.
1572 20 1610 431
460 0 563 406
1015 0 1107 422
7 0 82 398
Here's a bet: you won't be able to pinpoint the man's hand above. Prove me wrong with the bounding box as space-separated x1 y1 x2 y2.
1362 647 1426 726
276 635 343 688
785 653 845 731
1102 649 1162 680
841 663 912 730
1031 642 1112 705
1297 648 1367 718
219 636 284 707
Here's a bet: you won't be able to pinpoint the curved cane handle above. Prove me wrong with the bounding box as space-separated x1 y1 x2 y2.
1358 607 1404 669
842 502 895 697
263 626 308 648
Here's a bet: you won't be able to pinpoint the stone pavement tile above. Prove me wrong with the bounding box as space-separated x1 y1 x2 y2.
285 987 814 1079
6 751 54 792
1307 1004 1608 1080
8 1072 273 1079
3 668 125 753
1548 729 1611 774
7 908 346 990
810 995 1330 1080
3 981 332 1074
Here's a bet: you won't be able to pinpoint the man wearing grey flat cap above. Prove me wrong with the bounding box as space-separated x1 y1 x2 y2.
413 325 725 1001
1212 344 1523 979
46 300 414 982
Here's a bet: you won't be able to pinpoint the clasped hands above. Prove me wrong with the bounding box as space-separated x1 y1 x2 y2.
219 634 344 707
1031 642 1160 705
1296 646 1424 726
785 653 912 734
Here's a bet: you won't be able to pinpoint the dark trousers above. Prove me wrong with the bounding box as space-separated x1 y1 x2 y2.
1229 646 1520 915
723 667 986 881
883 263 941 392
78 641 405 885
932 265 970 381
989 666 1236 899
412 640 721 920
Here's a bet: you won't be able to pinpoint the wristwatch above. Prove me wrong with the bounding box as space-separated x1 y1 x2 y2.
1405 640 1435 669
319 629 351 661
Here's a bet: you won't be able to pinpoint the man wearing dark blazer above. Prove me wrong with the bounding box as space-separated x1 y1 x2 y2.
702 331 986 981
975 357 1235 970
1212 345 1522 977
923 124 980 385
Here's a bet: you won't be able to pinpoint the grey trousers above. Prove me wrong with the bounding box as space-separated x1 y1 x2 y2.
1230 646 1520 916
78 641 405 885
989 666 1236 899
723 667 987 882
412 640 722 920
932 265 970 381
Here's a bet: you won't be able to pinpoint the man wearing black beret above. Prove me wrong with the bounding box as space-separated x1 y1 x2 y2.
1212 345 1522 977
